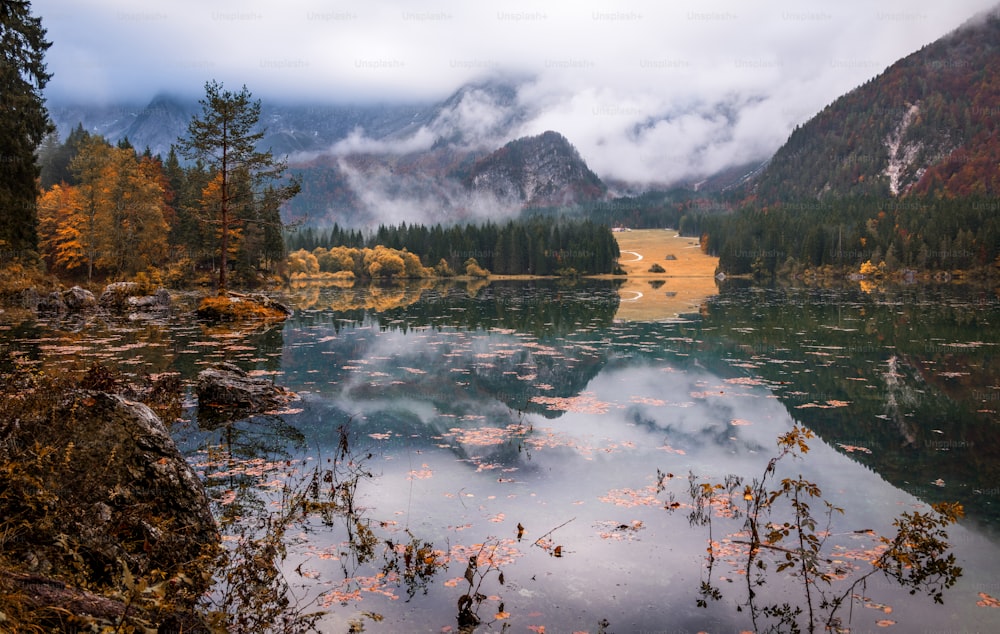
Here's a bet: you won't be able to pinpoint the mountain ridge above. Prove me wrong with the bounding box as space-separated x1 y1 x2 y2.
750 5 1000 202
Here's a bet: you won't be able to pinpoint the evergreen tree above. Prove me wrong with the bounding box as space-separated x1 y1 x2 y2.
177 80 299 291
38 123 91 188
0 0 52 259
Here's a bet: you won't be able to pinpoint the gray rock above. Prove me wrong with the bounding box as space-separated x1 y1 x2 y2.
100 282 171 312
62 286 97 310
197 362 295 426
127 288 171 310
37 290 67 314
99 281 143 309
0 390 219 586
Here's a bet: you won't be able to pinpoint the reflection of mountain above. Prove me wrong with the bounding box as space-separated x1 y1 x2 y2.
693 284 1000 526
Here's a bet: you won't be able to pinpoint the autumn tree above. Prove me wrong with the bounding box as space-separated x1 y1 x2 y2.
37 183 86 274
71 135 114 281
66 136 170 279
95 146 170 276
177 80 299 292
0 0 52 259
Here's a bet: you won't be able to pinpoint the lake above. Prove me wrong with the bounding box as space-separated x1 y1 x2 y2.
6 278 1000 633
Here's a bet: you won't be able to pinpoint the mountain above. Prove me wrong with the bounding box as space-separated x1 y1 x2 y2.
752 7 1000 202
285 131 608 227
465 131 607 208
46 95 432 159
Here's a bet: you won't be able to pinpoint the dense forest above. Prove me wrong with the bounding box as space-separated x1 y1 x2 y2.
286 216 620 277
755 12 1000 202
34 124 286 286
696 195 1000 277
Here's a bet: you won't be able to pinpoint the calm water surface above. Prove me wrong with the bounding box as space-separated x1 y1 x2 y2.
7 280 1000 632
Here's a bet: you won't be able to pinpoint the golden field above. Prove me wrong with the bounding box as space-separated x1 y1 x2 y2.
606 229 720 321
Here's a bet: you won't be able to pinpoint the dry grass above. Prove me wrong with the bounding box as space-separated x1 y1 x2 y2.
196 293 291 323
602 229 720 321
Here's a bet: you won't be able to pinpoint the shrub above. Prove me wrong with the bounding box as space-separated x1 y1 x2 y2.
464 258 490 278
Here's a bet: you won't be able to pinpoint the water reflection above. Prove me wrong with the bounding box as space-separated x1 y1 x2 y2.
4 280 1000 631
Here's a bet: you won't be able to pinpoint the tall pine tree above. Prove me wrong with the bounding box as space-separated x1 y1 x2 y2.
177 80 299 291
0 0 51 260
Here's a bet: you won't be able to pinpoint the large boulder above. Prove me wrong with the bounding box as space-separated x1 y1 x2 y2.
98 282 170 312
99 281 143 309
196 362 296 426
0 390 218 596
62 285 97 310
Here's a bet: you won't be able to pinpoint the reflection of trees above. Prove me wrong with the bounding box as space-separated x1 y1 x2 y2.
198 418 495 630
286 279 621 339
695 284 1000 524
287 278 437 312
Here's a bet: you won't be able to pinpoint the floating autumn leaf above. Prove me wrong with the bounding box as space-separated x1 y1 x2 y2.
494 611 511 620
659 444 686 455
407 464 434 480
630 396 668 406
837 443 873 454
530 392 613 414
595 520 645 541
599 485 661 508
724 377 768 386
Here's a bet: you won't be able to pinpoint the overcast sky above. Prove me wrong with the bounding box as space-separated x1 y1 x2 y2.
32 0 999 184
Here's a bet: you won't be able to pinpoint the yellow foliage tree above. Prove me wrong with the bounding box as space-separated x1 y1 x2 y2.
859 260 879 277
37 184 87 274
316 246 358 274
400 249 430 278
464 257 490 278
94 147 170 276
287 249 319 275
52 138 170 280
363 246 405 279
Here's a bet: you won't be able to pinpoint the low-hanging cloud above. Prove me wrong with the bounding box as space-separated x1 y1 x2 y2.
336 157 523 228
35 0 1000 188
